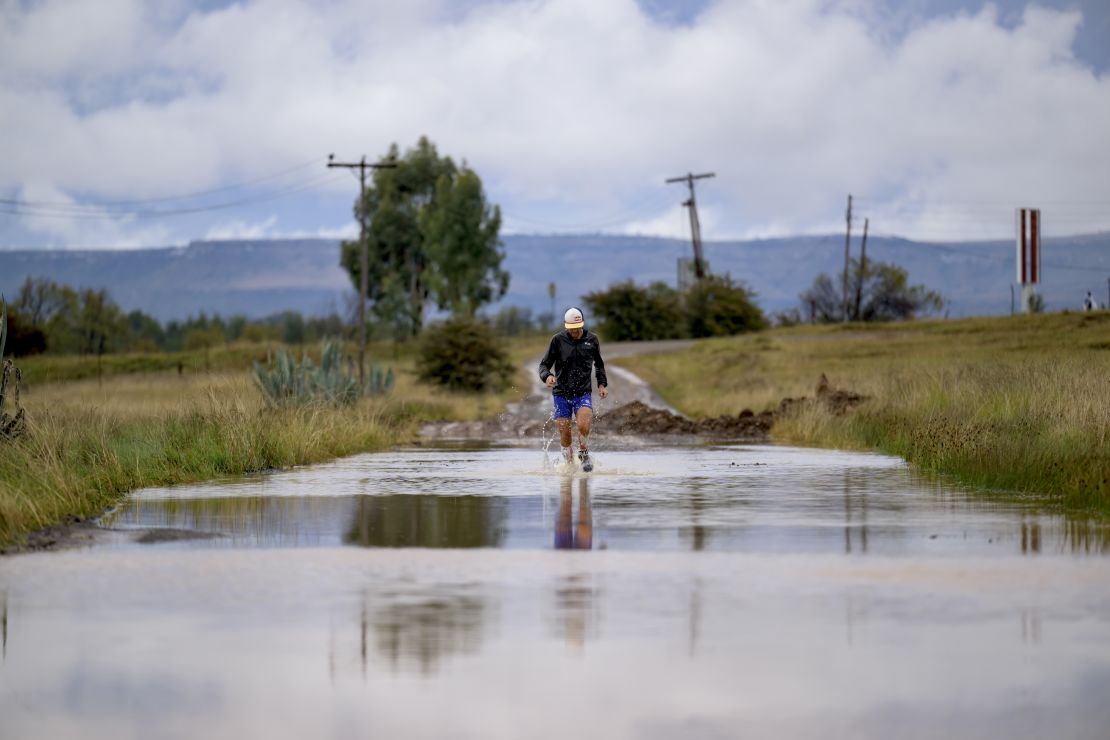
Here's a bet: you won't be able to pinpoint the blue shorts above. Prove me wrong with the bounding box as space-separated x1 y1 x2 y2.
553 393 593 420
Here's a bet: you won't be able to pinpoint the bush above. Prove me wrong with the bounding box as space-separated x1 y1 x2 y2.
416 316 514 391
583 276 766 341
1 301 27 439
800 258 943 322
685 275 767 337
1 310 46 357
582 280 685 341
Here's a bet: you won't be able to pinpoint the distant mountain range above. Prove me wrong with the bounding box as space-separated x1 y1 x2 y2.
1 233 1107 322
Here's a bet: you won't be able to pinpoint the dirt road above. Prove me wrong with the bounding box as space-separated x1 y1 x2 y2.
420 339 693 441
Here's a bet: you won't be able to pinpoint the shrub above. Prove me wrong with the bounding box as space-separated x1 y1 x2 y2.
2 310 46 357
685 275 767 337
800 258 943 322
1 300 27 439
582 280 685 341
416 316 513 391
583 276 766 341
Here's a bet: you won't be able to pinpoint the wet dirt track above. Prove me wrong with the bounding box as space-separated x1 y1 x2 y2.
2 354 1109 739
2 441 1110 740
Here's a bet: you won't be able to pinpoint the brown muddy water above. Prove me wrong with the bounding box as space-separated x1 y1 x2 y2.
2 442 1109 740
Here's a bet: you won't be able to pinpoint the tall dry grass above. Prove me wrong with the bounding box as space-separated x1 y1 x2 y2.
0 348 537 546
615 312 1110 512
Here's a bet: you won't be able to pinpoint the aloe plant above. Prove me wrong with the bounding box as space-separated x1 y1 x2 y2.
253 339 393 407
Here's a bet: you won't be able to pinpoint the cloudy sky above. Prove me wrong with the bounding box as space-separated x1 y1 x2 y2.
1 0 1108 249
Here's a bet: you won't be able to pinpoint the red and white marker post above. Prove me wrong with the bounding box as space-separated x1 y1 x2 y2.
1015 208 1042 313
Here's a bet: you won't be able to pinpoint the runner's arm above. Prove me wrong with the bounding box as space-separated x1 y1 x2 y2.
592 338 607 388
538 337 558 383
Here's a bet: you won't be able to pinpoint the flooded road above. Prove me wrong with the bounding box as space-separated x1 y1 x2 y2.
2 443 1110 739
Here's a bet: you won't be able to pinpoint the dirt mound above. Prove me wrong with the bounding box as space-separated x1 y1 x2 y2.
420 374 866 442
597 374 867 440
597 401 774 441
777 373 869 418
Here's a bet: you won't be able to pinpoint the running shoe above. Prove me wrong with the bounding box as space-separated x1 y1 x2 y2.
578 449 593 472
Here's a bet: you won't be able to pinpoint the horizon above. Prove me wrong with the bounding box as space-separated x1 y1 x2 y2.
2 0 1109 249
2 226 1110 253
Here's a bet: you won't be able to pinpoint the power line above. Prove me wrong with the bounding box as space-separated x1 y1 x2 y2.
855 197 1110 207
0 173 344 220
0 157 325 211
502 190 676 231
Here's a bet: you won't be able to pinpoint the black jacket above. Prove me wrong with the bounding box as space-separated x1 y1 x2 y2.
538 329 607 397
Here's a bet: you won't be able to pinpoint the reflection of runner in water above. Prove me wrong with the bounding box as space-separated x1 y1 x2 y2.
555 477 592 550
539 307 608 472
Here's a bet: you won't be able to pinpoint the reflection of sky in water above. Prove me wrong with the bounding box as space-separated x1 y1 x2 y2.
102 445 1110 557
3 444 1110 739
3 548 1110 739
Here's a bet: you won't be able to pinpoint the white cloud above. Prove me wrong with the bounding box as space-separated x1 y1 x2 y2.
204 215 278 241
12 183 175 249
2 0 1109 246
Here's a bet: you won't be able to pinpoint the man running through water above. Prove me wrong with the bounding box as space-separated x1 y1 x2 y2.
539 307 608 472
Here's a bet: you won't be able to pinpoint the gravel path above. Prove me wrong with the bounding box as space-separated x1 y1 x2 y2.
420 339 694 442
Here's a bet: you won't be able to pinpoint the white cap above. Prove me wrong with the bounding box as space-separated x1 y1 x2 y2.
563 307 584 329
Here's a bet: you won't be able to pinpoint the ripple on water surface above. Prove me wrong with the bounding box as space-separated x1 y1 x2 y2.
99 444 1110 557
4 444 1110 740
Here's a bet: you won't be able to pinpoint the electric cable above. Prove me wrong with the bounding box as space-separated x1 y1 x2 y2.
0 173 345 220
0 157 325 211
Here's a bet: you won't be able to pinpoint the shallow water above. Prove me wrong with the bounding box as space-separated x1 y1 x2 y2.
2 443 1109 739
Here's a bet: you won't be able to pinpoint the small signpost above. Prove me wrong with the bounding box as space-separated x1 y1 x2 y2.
1015 208 1042 313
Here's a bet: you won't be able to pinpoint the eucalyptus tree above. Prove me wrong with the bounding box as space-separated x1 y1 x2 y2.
340 137 506 337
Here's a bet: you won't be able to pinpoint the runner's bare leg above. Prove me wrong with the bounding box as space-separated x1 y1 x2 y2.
557 417 573 461
576 407 593 451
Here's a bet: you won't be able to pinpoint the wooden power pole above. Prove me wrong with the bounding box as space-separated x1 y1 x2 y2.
665 172 715 280
854 217 869 321
327 154 396 386
842 194 853 322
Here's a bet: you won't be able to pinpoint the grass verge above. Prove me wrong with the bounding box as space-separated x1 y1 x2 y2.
614 312 1110 513
0 341 541 548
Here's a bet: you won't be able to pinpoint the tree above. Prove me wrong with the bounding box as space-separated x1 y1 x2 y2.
421 166 508 316
71 288 127 355
280 310 306 345
800 259 943 323
491 305 535 337
685 274 766 337
127 309 164 351
340 137 455 338
15 276 64 327
184 326 224 371
340 137 506 336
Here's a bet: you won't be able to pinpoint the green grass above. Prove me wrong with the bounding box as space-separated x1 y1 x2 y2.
614 312 1110 513
15 342 279 385
0 338 543 548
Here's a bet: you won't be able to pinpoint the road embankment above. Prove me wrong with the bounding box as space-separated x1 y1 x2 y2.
612 313 1110 514
0 361 530 551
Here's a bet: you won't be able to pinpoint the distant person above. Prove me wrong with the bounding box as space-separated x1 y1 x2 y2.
539 307 608 472
1084 291 1097 311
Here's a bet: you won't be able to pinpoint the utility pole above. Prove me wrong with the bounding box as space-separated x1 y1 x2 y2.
547 282 556 326
854 217 869 321
842 194 853 322
327 153 396 386
665 172 715 280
